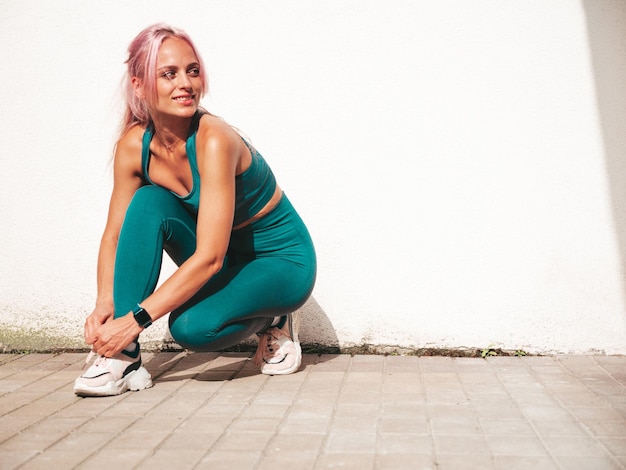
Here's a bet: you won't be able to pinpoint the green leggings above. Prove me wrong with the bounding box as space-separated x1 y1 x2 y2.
113 185 316 350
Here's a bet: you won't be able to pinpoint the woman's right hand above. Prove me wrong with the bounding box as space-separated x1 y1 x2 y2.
84 303 115 345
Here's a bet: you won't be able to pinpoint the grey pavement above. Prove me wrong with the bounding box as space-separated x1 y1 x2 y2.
0 352 625 469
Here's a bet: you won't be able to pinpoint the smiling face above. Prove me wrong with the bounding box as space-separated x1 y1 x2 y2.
151 37 203 120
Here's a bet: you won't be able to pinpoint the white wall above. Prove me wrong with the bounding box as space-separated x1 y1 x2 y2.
1 0 625 354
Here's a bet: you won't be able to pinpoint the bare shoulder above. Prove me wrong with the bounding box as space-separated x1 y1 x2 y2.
114 124 145 175
116 124 145 156
196 114 244 158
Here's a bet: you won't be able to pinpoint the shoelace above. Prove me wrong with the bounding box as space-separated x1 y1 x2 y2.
82 350 109 370
83 350 96 368
253 331 280 366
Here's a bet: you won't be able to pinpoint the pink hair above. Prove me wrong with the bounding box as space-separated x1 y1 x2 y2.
119 24 208 137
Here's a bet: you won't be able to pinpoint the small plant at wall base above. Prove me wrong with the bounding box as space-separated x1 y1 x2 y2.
480 344 528 358
481 345 498 358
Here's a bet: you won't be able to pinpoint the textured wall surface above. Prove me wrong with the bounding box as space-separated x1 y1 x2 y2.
1 0 625 354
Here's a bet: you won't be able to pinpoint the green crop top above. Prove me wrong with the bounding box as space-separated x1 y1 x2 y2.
141 112 278 226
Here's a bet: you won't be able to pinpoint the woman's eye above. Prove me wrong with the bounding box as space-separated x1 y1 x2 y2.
162 71 176 79
188 67 200 77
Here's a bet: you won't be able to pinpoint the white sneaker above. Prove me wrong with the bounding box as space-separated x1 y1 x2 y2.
73 343 153 397
254 312 302 375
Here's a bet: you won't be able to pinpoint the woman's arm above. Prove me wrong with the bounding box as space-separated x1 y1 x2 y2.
139 122 239 315
91 121 242 357
84 130 144 344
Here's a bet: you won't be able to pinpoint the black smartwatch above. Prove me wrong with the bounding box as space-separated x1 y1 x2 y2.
132 304 153 329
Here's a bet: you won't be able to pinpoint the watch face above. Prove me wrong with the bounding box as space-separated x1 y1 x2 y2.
133 306 152 328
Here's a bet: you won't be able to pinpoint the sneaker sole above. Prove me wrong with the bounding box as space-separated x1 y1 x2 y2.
74 366 153 397
261 343 302 375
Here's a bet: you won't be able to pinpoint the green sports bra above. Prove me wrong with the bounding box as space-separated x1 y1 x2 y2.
141 112 278 226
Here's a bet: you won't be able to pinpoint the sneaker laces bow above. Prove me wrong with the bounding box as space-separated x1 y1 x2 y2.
253 331 275 366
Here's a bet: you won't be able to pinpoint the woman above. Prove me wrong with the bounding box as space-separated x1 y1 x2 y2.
73 24 316 397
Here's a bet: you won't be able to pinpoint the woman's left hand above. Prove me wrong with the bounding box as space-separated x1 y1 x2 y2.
91 313 143 357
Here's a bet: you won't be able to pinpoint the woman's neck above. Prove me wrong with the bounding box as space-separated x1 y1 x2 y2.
151 114 194 149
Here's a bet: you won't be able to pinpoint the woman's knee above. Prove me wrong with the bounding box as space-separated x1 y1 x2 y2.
168 311 266 351
168 312 212 349
126 186 180 220
122 186 196 250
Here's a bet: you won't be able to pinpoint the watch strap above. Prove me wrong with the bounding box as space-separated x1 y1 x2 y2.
132 304 153 329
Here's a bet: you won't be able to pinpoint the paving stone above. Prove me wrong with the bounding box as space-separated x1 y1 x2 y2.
324 430 377 454
432 434 490 455
430 416 482 435
278 416 331 434
486 435 549 456
257 450 319 469
530 418 590 437
331 416 379 433
229 416 280 433
0 431 66 451
75 448 151 469
267 432 325 453
315 452 376 469
377 432 434 454
492 455 558 470
435 453 496 469
288 402 335 420
0 450 39 470
599 437 626 457
139 447 207 468
195 450 261 469
337 391 381 405
376 453 437 470
542 435 614 457
157 430 221 450
479 418 536 436
554 455 623 469
210 431 273 452
582 419 626 437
